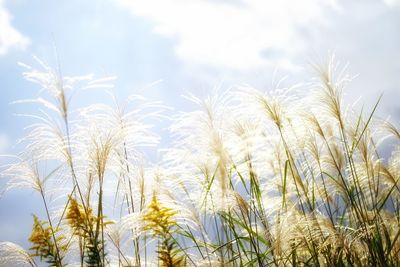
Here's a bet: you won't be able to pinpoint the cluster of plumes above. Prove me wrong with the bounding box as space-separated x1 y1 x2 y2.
1 56 400 266
0 58 171 266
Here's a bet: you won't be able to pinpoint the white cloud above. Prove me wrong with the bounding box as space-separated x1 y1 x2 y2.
0 0 29 55
116 0 338 70
383 0 400 7
0 133 10 154
116 0 400 119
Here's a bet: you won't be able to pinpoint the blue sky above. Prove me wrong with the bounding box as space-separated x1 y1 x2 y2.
0 0 400 249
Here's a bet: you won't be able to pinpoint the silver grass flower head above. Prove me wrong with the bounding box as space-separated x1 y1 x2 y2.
0 242 36 267
1 157 45 194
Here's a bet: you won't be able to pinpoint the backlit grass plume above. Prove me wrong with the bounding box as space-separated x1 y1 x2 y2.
0 56 399 266
0 242 36 267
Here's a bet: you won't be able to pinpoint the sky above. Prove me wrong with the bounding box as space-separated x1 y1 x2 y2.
0 0 399 249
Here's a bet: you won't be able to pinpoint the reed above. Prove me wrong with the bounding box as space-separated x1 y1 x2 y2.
0 56 399 266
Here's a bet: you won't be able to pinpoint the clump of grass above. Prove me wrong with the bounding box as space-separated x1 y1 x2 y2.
0 56 399 266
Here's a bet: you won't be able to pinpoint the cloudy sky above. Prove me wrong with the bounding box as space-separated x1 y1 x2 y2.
0 0 399 248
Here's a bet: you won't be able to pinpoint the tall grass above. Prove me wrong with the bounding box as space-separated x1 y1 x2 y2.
0 56 399 266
